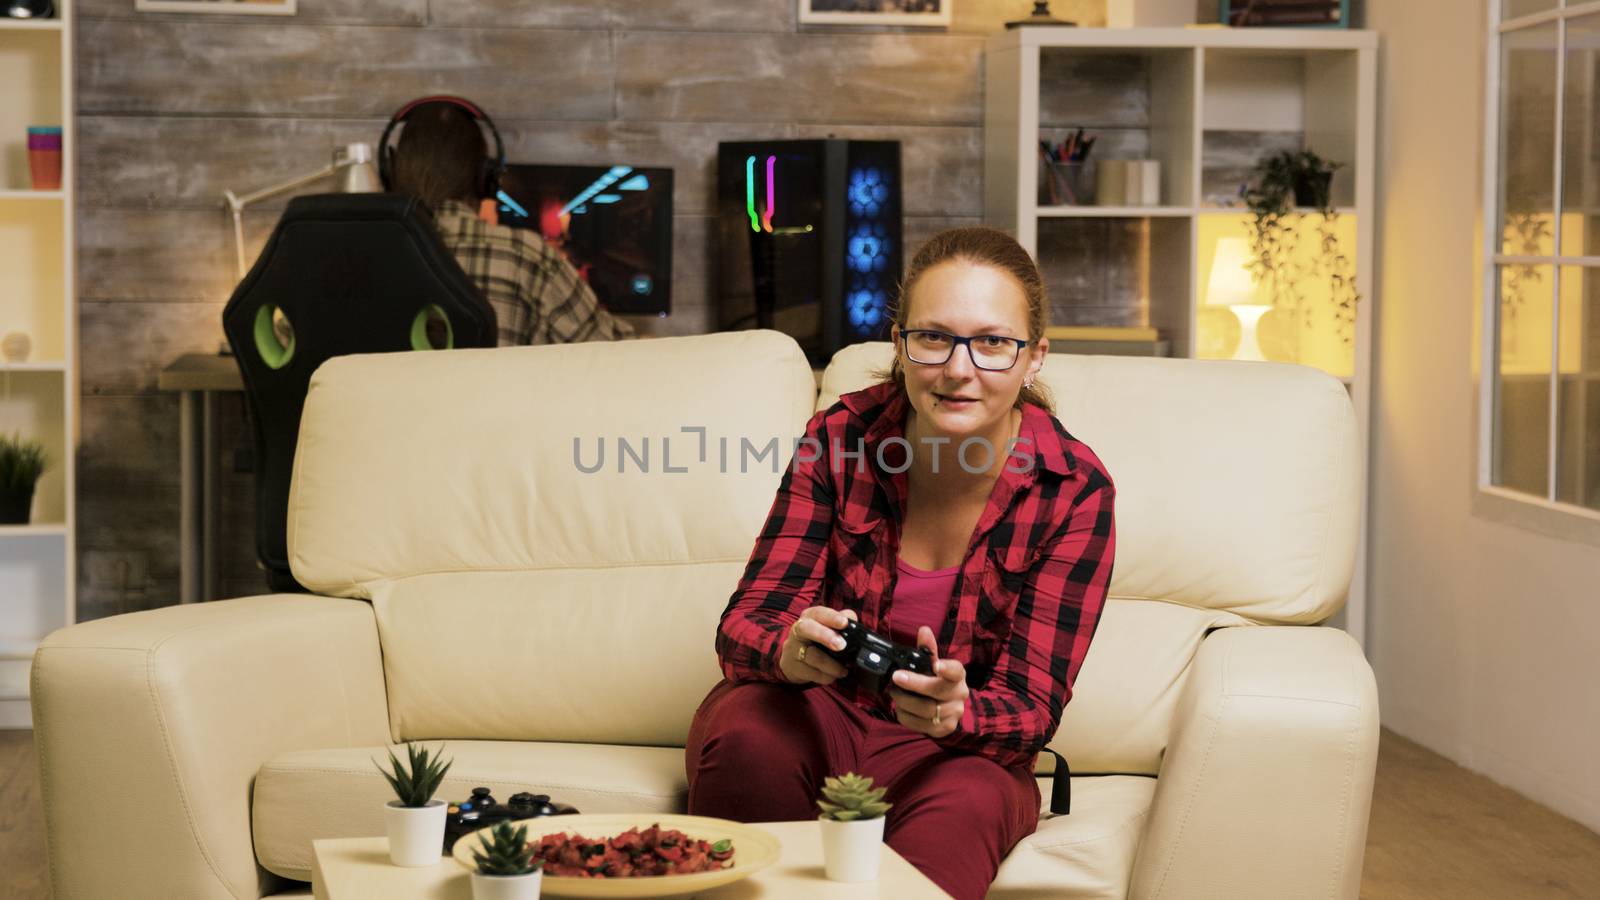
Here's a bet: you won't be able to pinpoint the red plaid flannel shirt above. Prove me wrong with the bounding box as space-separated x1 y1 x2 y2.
716 381 1116 769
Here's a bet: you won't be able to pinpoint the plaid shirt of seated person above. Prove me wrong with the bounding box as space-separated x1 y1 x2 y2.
431 199 636 346
715 381 1117 770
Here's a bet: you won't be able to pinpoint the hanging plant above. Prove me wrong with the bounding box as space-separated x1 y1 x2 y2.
1240 149 1361 345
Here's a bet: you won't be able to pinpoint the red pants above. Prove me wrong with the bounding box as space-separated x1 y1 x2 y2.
685 680 1040 900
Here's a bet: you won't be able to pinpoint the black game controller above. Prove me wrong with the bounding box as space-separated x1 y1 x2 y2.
443 787 579 852
820 619 935 694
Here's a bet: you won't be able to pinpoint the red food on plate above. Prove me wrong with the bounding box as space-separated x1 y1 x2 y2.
532 824 736 878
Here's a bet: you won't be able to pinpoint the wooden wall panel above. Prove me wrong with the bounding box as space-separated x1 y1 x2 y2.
433 0 793 32
81 115 980 218
77 396 184 615
80 301 228 395
78 21 615 118
79 116 389 209
1037 217 1148 327
76 0 426 25
615 32 985 126
75 0 1118 612
1039 51 1151 129
1202 128 1302 207
79 208 274 301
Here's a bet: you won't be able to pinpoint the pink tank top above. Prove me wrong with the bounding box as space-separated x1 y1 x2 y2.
889 558 959 646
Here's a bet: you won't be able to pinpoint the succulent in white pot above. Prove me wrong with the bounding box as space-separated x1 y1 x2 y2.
469 820 543 900
816 772 891 882
374 742 452 866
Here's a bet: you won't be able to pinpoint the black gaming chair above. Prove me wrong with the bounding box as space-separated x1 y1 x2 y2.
221 193 497 592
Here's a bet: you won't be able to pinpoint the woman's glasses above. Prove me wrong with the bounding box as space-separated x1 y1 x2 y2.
900 329 1030 371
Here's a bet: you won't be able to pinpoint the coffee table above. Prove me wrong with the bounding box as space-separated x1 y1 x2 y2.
311 821 949 898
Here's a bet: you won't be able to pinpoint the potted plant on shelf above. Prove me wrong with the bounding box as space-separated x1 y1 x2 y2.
816 772 891 883
469 820 542 900
1240 149 1361 345
375 742 453 866
0 432 48 525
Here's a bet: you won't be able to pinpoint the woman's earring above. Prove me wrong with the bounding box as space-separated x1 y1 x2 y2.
1023 379 1034 389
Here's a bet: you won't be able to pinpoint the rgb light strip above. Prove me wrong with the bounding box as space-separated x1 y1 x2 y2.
745 154 781 233
763 156 776 233
745 155 759 232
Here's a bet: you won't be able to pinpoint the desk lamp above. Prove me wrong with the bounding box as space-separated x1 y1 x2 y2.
223 142 381 279
1207 237 1273 362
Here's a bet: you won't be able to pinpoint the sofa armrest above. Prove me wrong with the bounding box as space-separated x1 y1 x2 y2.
31 594 391 900
1129 625 1378 900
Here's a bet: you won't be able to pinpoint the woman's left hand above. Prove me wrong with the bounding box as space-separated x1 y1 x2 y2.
888 626 969 739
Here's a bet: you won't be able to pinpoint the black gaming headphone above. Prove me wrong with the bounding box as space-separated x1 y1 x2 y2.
378 95 506 200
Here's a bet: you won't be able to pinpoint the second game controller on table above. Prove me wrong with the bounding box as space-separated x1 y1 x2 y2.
443 787 579 852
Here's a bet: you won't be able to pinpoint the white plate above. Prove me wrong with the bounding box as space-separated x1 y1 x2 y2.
451 813 781 898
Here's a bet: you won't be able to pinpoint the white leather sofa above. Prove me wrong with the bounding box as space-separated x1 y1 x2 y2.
32 330 1378 899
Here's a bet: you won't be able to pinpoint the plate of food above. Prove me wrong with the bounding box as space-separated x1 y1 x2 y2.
451 813 782 898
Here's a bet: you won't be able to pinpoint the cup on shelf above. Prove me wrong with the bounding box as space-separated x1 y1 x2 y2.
27 126 62 191
1040 159 1094 206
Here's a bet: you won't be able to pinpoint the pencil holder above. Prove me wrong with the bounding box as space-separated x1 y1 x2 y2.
1040 158 1094 206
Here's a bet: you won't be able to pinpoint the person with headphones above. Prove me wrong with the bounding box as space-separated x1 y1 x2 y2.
381 96 635 345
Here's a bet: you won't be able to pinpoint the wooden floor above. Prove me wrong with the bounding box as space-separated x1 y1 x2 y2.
1 729 49 899
3 727 1599 898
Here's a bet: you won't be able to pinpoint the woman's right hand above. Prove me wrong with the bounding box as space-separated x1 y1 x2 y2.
777 606 856 685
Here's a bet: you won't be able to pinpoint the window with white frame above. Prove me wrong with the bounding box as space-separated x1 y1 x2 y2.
1486 0 1600 514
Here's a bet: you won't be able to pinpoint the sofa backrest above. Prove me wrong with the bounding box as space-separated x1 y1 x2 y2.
288 332 1361 775
819 343 1362 773
288 331 817 747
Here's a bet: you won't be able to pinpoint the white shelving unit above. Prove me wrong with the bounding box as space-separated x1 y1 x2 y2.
985 26 1377 646
0 4 75 728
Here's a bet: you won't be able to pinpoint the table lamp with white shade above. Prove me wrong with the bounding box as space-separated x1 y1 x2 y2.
1206 236 1274 362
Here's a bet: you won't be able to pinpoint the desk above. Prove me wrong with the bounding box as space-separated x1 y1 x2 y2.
156 354 242 604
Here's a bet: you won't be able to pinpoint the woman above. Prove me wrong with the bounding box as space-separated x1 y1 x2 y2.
686 227 1116 899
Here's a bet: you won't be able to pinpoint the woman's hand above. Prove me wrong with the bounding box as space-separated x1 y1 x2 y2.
777 607 857 686
888 626 970 739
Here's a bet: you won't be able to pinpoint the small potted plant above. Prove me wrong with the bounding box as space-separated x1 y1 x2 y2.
469 820 542 900
374 742 452 866
817 772 891 883
0 432 48 525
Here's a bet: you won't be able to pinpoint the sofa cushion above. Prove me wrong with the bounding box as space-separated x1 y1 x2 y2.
1053 598 1248 775
369 566 736 746
252 741 689 882
288 330 818 596
993 775 1157 899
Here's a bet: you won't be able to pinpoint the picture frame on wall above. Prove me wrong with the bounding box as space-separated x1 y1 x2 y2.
1221 0 1350 28
799 0 952 28
135 0 296 14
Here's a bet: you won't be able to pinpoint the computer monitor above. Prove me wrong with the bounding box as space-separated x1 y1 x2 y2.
494 164 673 316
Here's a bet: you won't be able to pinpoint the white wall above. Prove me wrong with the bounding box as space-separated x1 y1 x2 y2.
1366 0 1600 832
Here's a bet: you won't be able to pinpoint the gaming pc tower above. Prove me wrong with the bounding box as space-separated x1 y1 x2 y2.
716 139 903 364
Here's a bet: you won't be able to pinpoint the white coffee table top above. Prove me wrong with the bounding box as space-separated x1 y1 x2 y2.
311 820 949 899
